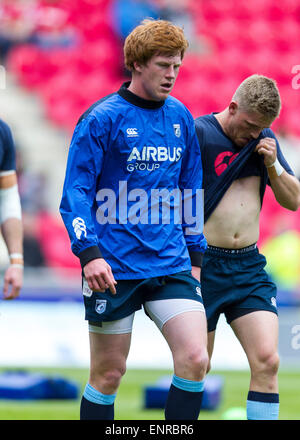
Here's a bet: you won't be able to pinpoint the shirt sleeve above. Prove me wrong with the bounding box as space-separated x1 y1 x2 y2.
59 115 106 268
0 120 16 171
264 129 295 186
179 115 207 267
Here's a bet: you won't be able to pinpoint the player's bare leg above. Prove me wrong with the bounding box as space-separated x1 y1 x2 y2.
206 330 216 373
88 332 131 394
230 311 279 392
163 310 208 380
162 311 209 419
230 310 280 419
80 331 131 419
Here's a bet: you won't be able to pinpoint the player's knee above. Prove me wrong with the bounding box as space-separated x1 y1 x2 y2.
191 349 209 379
200 350 210 377
90 362 127 393
252 351 280 377
264 352 280 376
103 368 125 390
178 347 209 380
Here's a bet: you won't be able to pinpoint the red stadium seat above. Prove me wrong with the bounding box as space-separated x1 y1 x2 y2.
267 1 300 21
200 0 237 22
270 18 300 54
37 212 80 269
232 0 274 17
210 19 243 50
72 40 121 75
7 45 45 88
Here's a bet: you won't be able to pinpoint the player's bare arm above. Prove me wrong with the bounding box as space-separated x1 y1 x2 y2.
83 258 117 294
0 171 23 300
255 137 300 211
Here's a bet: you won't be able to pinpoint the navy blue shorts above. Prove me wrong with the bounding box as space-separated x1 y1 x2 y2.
201 244 278 332
83 270 203 324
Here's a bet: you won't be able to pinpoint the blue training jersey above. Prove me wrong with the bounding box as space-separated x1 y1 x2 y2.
60 83 207 279
0 119 16 172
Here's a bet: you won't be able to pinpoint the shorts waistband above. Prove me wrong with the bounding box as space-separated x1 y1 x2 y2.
206 243 257 257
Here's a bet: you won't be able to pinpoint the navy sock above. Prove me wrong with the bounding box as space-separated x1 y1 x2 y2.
247 391 279 420
165 375 205 420
80 395 114 420
80 384 116 420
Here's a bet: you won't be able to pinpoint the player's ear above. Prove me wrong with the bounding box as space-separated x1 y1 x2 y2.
133 61 144 73
228 101 238 115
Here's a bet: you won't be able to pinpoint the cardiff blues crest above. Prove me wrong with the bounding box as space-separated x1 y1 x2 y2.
173 124 181 138
95 299 107 314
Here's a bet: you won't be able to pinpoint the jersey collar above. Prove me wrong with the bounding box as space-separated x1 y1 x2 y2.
118 82 165 109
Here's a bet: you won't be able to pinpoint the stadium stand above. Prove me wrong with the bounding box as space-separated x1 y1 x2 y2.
3 0 300 136
0 0 299 299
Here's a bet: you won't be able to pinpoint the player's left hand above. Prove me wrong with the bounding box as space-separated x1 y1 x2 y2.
3 265 23 300
255 137 277 167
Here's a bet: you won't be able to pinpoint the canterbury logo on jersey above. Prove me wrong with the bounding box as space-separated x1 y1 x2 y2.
72 217 87 240
126 128 138 137
127 146 182 163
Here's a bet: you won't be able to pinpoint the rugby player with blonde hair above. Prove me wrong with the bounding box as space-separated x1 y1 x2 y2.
195 74 300 420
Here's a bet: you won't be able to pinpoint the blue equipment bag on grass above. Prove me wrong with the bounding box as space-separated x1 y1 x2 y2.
0 371 79 400
144 374 223 410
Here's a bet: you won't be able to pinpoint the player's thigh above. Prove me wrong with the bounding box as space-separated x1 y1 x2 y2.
89 328 132 372
230 310 278 367
144 298 207 350
162 310 208 356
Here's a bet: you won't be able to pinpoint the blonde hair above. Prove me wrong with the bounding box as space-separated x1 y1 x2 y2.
124 19 189 72
233 74 281 120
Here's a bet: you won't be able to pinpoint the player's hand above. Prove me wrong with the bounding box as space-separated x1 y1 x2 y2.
191 265 201 282
3 265 23 300
83 258 117 295
254 137 277 167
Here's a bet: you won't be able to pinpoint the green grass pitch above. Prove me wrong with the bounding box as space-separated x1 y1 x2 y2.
0 367 299 420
